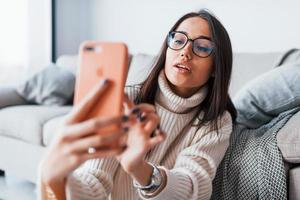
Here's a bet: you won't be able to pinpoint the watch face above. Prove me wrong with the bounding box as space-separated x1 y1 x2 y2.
152 167 162 187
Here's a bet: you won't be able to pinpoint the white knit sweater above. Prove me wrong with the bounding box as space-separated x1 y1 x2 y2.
59 71 232 200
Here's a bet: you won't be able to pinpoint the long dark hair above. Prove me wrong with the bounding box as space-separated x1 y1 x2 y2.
135 9 237 132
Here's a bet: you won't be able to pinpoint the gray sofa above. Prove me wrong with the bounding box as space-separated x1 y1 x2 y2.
0 52 299 199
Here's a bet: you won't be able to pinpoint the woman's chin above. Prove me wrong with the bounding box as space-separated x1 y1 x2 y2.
167 78 187 89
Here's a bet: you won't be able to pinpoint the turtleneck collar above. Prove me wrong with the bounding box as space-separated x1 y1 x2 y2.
156 69 208 114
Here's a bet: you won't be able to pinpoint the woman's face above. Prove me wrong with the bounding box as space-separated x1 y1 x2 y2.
164 17 214 97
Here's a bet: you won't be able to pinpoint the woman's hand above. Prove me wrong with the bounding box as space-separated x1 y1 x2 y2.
40 79 126 187
117 97 166 176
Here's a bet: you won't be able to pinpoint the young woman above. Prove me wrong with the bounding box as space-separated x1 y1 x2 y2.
40 9 236 200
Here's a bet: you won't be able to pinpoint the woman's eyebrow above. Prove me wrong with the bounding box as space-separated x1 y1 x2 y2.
178 30 212 41
196 35 212 41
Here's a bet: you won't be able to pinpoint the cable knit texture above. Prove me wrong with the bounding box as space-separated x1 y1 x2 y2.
39 70 233 200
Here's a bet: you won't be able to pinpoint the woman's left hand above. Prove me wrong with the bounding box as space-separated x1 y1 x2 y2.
117 97 165 174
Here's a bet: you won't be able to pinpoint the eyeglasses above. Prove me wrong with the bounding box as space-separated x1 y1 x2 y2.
167 31 214 58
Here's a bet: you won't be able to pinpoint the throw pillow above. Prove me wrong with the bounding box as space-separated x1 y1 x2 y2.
233 62 300 128
16 64 75 106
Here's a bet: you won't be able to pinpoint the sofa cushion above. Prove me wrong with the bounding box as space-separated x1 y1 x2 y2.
233 62 300 128
43 115 66 146
277 111 300 163
0 105 71 145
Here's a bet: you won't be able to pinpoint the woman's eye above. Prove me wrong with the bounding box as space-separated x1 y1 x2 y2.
196 46 210 52
174 39 184 45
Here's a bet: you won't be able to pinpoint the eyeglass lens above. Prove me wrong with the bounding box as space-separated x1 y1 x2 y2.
168 32 213 58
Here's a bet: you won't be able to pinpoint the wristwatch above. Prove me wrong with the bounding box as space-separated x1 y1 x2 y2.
133 163 162 191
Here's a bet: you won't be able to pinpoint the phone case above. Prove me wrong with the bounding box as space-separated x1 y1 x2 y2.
74 41 128 120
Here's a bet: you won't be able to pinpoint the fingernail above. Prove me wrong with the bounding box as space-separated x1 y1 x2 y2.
101 79 108 85
123 127 129 132
138 114 147 122
122 115 129 122
131 107 140 114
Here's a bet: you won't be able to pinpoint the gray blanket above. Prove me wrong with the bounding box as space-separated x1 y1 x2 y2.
212 107 299 200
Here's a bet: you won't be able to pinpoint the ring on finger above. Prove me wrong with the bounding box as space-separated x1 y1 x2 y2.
88 147 96 154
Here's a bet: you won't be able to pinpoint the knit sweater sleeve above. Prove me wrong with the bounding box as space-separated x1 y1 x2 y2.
64 158 119 200
64 85 141 199
140 111 233 200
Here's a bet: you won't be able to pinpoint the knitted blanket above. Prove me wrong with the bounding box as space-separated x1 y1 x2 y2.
212 107 299 200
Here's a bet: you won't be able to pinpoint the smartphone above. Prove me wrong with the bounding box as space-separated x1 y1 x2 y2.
74 41 128 126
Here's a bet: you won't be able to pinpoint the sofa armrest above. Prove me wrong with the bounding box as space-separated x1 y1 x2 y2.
289 167 300 200
0 87 28 108
277 110 300 164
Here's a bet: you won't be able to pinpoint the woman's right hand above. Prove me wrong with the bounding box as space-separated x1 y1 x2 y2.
40 79 126 187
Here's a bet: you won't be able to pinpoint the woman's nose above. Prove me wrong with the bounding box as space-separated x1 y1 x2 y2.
180 41 193 60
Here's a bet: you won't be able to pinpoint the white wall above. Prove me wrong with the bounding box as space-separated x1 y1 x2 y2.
56 0 93 57
56 0 300 56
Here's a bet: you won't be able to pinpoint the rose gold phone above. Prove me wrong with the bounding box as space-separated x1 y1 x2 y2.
74 41 128 125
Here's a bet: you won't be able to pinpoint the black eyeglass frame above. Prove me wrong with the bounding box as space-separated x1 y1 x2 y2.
167 31 215 58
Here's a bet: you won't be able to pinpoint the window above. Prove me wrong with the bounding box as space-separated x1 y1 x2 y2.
0 0 28 84
0 0 52 85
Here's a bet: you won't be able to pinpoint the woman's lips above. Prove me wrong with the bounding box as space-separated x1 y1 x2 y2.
173 64 191 73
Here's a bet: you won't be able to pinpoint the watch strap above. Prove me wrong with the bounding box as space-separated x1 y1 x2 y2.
133 163 162 191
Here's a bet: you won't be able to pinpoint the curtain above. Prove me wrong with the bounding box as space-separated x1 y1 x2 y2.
0 0 28 85
0 0 52 85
